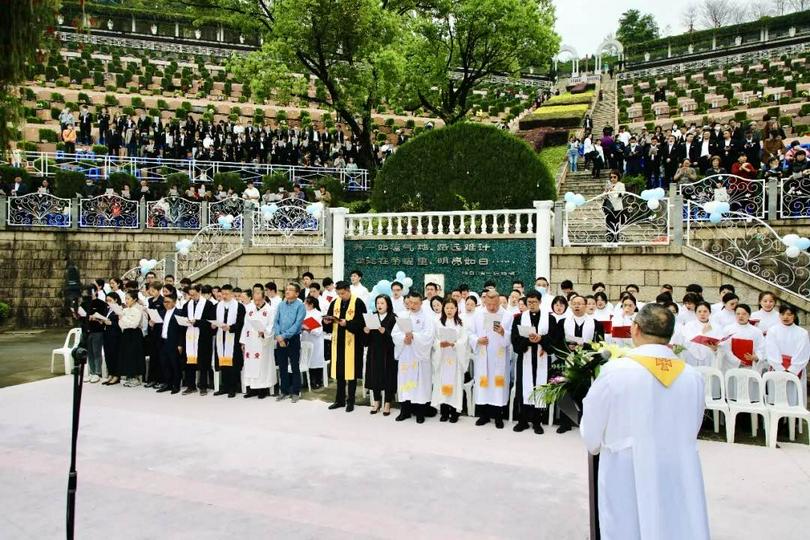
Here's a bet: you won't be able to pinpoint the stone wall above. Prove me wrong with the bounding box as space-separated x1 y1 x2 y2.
199 247 333 288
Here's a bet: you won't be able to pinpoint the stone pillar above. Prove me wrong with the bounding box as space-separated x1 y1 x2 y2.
165 254 177 278
242 203 254 247
138 197 147 229
330 207 348 281
667 43 672 58
533 200 554 282
70 198 79 230
553 200 566 248
201 201 209 230
175 23 180 38
671 194 684 246
712 36 717 50
131 16 136 33
0 196 6 230
767 177 779 222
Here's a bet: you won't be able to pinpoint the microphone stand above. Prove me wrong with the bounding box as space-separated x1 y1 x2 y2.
66 350 87 540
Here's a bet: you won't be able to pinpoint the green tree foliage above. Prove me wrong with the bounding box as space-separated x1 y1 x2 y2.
616 9 660 48
402 0 559 124
1 0 59 159
372 123 555 212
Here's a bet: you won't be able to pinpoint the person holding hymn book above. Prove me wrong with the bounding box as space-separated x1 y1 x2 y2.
157 292 185 394
273 283 306 403
363 294 398 415
392 291 436 424
212 284 245 398
240 284 277 399
682 302 722 368
710 293 738 329
430 298 469 423
581 304 710 540
609 294 636 347
719 304 766 373
144 282 165 388
510 291 549 434
79 286 108 384
100 294 122 386
470 289 512 429
119 290 146 387
181 284 217 396
302 296 326 389
765 305 810 405
678 292 700 327
751 292 779 335
325 281 367 412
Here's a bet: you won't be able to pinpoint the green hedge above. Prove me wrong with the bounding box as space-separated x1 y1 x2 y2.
0 166 30 184
38 129 59 143
372 123 555 212
518 104 589 130
213 172 244 193
165 172 190 193
54 169 87 198
106 172 137 192
543 91 595 106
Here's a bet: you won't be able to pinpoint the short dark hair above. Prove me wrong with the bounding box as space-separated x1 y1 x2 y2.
426 282 439 290
391 281 403 289
407 291 423 300
625 283 640 292
350 269 363 278
719 284 735 293
778 304 799 324
264 281 277 292
309 282 321 291
221 284 233 291
655 292 673 304
336 280 350 291
686 283 703 294
591 282 605 291
722 292 739 304
201 284 212 295
525 291 542 302
323 277 334 287
661 284 673 292
736 303 752 315
594 291 608 303
635 304 676 341
302 272 314 280
560 279 574 290
287 282 301 293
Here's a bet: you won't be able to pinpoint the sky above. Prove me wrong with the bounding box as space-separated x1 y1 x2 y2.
551 0 697 55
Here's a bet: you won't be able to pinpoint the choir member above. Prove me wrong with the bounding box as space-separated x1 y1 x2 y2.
609 294 637 347
469 289 512 429
750 292 779 336
349 269 371 306
101 294 122 386
719 304 766 373
241 284 277 399
510 291 549 434
766 305 810 405
326 280 367 412
711 284 735 314
213 284 245 398
182 284 217 395
460 295 477 327
364 295 398 415
119 290 146 386
710 293 738 329
682 302 722 368
81 286 108 383
431 298 469 423
144 282 165 388
393 291 436 423
390 281 406 314
302 296 326 389
157 292 185 394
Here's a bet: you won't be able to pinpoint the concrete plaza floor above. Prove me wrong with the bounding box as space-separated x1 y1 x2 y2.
0 375 808 539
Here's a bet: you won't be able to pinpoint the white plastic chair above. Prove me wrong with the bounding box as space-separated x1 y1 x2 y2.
463 380 475 417
298 341 314 393
725 368 770 444
696 366 729 434
763 371 810 448
51 328 82 374
323 359 330 388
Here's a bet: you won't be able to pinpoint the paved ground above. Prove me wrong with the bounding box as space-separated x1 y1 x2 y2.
0 329 66 388
0 374 808 540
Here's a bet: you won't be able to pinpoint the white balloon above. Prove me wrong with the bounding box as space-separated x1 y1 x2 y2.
786 246 801 258
782 234 800 247
179 247 190 256
565 201 577 212
404 277 413 287
647 199 660 211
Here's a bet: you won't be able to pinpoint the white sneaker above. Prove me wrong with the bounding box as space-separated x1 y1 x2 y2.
83 375 91 383
128 379 141 387
90 375 100 383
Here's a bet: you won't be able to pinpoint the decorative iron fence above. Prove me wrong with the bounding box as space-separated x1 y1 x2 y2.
779 174 810 219
685 202 810 298
146 196 202 230
208 196 246 227
679 174 765 220
80 194 140 228
174 218 243 280
6 193 72 228
252 198 325 247
563 192 670 246
121 259 166 283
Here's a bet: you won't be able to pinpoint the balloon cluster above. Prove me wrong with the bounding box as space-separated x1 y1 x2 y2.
782 234 810 258
564 192 586 212
702 201 730 224
217 214 235 230
175 238 193 256
370 271 414 299
138 258 158 275
260 203 278 222
306 202 324 218
640 188 666 211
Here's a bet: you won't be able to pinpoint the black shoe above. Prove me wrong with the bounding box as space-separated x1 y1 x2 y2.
328 402 345 410
439 414 449 422
556 424 572 434
495 418 504 429
244 392 256 399
144 382 155 388
170 388 180 395
213 390 227 396
257 392 267 399
395 412 411 422
182 387 196 395
533 424 545 435
346 403 354 412
228 393 235 398
449 413 459 423
200 389 208 396
416 415 425 424
156 385 171 393
513 421 529 432
475 416 490 426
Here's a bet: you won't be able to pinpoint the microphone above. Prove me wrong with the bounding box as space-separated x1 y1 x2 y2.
599 348 613 363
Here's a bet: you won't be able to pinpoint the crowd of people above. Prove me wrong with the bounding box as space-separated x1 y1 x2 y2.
56 105 404 169
570 114 808 191
73 269 809 434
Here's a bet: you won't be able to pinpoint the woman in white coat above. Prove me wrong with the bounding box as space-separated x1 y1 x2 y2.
431 298 469 423
301 296 325 389
682 301 722 368
750 291 780 336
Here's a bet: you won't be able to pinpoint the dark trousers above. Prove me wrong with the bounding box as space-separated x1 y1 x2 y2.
220 366 241 393
184 350 213 390
146 332 162 383
336 378 357 405
276 335 301 396
440 403 459 418
160 345 182 390
477 404 502 421
372 389 394 404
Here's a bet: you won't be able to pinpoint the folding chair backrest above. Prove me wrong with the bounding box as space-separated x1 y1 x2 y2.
697 366 725 401
726 368 763 404
762 371 800 407
300 341 314 371
65 327 82 349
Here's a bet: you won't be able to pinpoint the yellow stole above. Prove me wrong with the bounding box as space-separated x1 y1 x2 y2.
627 354 686 387
330 295 357 380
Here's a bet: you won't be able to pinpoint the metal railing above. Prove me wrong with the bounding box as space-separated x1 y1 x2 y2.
6 193 72 228
146 196 203 230
345 209 539 239
174 218 244 280
562 192 671 246
779 174 810 219
79 194 140 229
685 201 809 298
23 151 370 191
208 196 245 227
679 174 766 221
252 198 325 247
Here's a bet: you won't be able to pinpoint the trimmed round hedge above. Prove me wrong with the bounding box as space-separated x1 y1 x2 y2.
372 123 555 212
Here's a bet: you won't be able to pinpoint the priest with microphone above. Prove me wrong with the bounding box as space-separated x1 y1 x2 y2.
580 303 710 540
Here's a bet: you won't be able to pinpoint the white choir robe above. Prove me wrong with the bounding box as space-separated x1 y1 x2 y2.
682 320 722 368
302 308 325 370
608 313 635 347
430 321 469 411
392 310 435 404
709 308 736 330
677 307 697 327
750 308 779 336
350 283 371 306
719 323 766 372
765 323 810 406
581 344 710 540
239 301 277 390
469 307 512 407
391 296 406 315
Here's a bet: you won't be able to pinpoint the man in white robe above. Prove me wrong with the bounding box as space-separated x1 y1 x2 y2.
349 269 371 306
392 292 435 424
469 289 512 429
391 281 406 315
581 304 710 540
240 284 277 399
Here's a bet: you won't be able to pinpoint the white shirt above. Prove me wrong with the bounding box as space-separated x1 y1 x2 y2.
161 308 175 339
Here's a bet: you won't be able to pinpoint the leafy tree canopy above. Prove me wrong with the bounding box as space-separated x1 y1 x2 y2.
616 9 660 48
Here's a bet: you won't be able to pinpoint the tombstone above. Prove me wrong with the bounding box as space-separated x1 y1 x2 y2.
735 36 742 46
